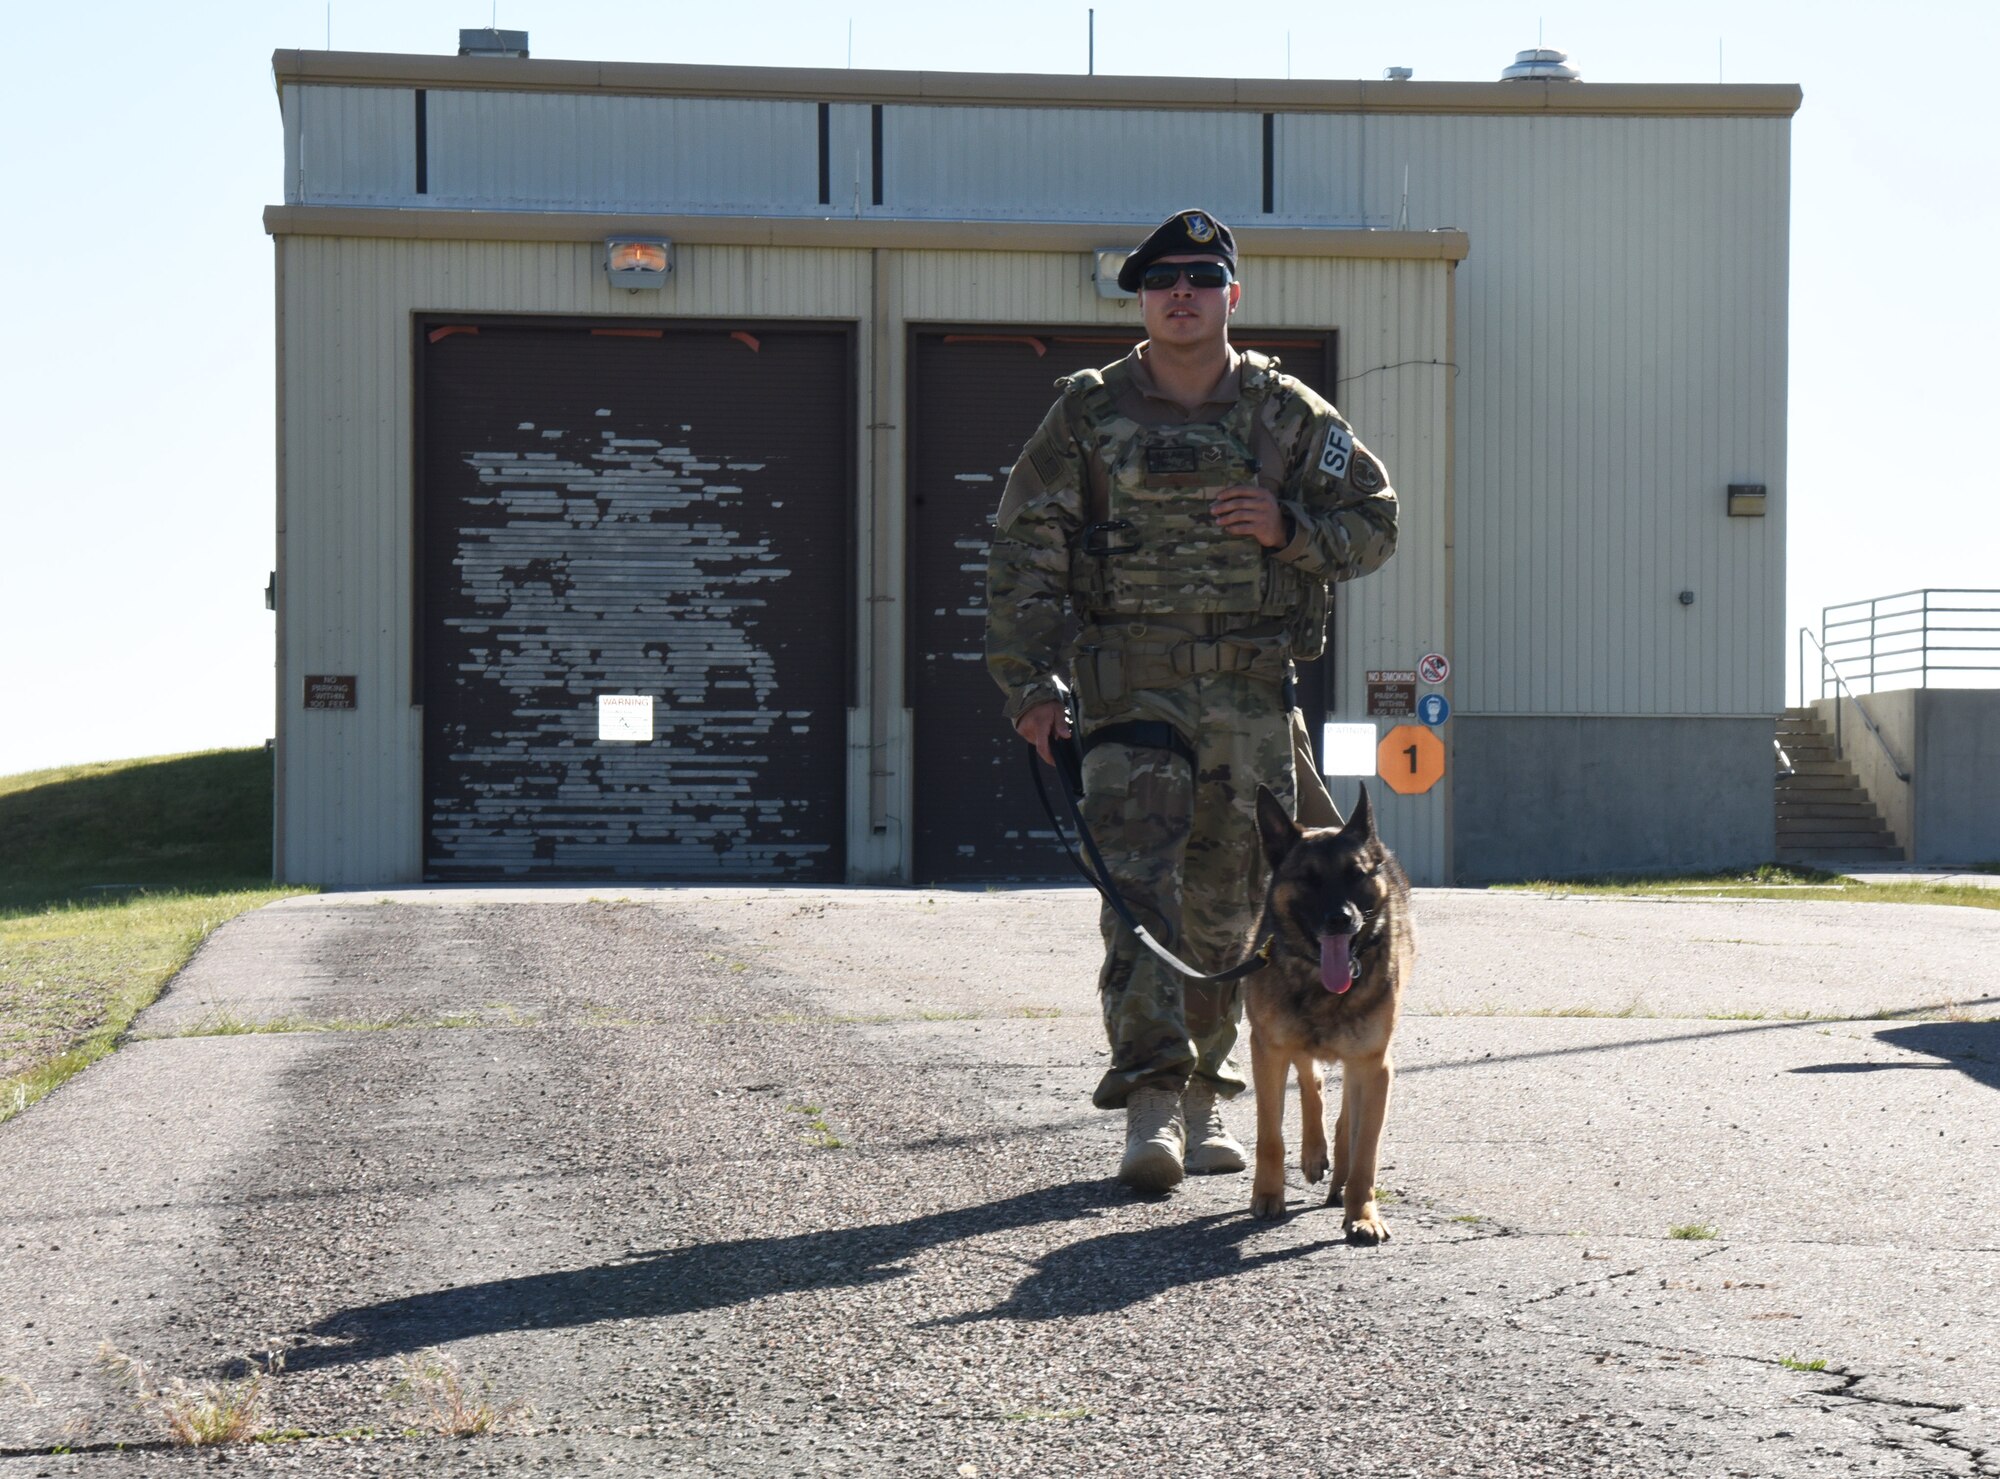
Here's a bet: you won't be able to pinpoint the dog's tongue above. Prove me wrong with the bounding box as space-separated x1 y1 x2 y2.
1320 935 1355 995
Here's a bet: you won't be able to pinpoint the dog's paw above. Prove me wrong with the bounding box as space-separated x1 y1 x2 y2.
1301 1144 1328 1184
1325 1183 1344 1208
1250 1188 1289 1220
1344 1208 1391 1246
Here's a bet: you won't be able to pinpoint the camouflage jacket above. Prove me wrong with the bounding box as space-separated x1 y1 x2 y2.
984 346 1399 721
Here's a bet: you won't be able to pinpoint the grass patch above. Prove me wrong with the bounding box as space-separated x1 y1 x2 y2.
394 1350 528 1437
1495 864 1997 912
1668 1222 1719 1241
137 1007 534 1040
0 749 278 913
97 1343 276 1447
1779 1355 1829 1373
0 750 310 1123
1450 1213 1488 1224
785 1102 843 1149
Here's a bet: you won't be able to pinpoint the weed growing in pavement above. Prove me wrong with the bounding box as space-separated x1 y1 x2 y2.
1017 1006 1063 1019
1780 1355 1829 1372
393 1350 529 1437
1669 1223 1719 1241
1450 1213 1487 1224
137 1008 533 1039
96 1343 275 1447
785 1103 844 1149
1373 1187 1401 1205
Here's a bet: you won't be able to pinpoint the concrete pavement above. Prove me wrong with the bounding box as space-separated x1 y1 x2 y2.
1 885 1996 1475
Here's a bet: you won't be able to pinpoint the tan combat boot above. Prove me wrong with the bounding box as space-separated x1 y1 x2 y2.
1118 1085 1187 1191
1182 1079 1247 1174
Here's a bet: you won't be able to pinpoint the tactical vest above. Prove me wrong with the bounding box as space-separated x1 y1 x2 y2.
1061 352 1322 639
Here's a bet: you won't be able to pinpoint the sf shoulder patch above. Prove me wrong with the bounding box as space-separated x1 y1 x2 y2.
1318 424 1354 480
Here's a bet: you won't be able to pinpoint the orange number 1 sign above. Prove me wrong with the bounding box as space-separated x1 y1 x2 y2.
1377 725 1445 795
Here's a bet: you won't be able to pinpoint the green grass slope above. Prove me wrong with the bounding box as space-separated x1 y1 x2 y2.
0 748 274 911
1 748 305 1121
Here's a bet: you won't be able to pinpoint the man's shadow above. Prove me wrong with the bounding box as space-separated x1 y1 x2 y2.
285 1179 1335 1372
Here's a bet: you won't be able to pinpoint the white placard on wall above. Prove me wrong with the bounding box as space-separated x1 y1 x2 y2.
1322 722 1379 777
597 694 654 742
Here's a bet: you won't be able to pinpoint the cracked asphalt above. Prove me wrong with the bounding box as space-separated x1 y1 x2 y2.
1 885 1996 1476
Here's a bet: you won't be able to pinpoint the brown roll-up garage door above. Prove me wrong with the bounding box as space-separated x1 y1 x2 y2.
906 330 1334 884
419 321 851 881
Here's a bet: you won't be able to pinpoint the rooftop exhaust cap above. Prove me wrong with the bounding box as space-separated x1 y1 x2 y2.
459 28 529 58
1384 67 1414 82
1501 47 1580 82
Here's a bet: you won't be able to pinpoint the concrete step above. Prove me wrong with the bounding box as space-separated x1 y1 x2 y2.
1784 803 1888 827
1777 846 1905 865
1784 815 1888 839
1785 758 1862 777
1775 772 1863 792
1777 829 1900 849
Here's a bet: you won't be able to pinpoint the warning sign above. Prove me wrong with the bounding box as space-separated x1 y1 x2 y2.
1377 724 1445 795
303 674 357 711
1418 652 1450 685
1365 670 1417 718
597 694 655 742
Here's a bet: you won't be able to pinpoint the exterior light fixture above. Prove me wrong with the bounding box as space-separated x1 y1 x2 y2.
1726 483 1767 517
1092 248 1136 300
605 238 673 289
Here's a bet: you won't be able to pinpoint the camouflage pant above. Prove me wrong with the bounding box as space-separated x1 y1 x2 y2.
1078 672 1299 1109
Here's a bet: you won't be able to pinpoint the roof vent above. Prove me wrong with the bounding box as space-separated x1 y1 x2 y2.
1383 67 1414 82
1500 47 1580 82
458 27 529 58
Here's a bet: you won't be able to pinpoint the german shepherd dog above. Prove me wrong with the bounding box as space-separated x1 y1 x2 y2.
1245 782 1414 1243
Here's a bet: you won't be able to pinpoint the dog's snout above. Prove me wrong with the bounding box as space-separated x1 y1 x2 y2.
1320 900 1364 938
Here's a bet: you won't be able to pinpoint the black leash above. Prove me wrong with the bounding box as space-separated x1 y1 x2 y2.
1027 687 1273 986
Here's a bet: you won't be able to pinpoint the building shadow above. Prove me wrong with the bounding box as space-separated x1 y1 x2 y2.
1790 1022 1999 1091
286 1177 1213 1372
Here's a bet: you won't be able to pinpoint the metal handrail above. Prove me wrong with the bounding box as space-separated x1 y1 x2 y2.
1819 588 2000 695
1798 626 1910 784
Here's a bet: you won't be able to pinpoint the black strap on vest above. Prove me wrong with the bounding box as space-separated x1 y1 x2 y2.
1079 720 1197 771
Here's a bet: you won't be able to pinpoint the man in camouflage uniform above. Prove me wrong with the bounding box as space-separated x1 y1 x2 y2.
983 208 1400 1191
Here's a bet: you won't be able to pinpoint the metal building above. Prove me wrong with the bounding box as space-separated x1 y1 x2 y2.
266 43 1800 888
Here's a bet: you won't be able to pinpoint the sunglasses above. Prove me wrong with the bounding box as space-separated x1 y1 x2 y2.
1139 261 1234 291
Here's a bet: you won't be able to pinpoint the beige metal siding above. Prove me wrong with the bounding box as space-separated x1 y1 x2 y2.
892 252 1454 883
275 238 872 886
424 92 819 212
1283 113 1789 716
288 85 414 205
276 234 1452 885
882 107 1263 220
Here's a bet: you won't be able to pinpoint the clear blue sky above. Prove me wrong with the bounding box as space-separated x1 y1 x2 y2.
1 0 1993 776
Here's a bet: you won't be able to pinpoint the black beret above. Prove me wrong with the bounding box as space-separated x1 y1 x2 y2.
1116 208 1238 293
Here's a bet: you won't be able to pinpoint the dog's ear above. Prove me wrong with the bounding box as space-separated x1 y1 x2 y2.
1344 782 1377 842
1255 785 1300 866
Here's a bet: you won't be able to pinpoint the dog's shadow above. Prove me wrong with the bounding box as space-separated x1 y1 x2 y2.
285 1180 1337 1372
